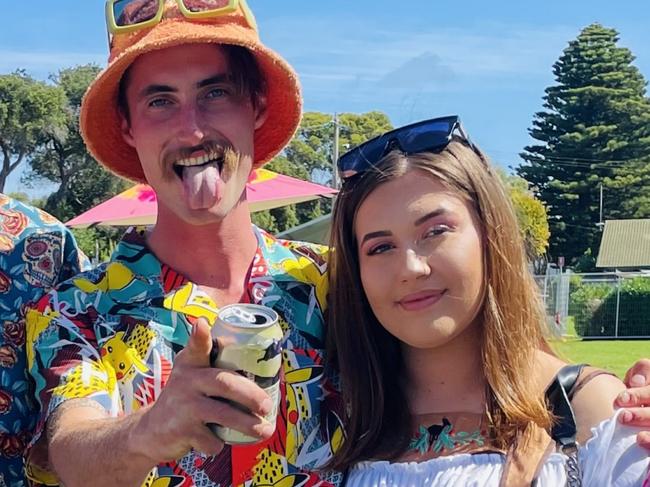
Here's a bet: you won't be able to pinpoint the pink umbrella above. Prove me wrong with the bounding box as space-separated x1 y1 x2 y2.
66 169 337 228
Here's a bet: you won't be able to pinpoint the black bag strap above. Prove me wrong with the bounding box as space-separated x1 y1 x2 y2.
498 364 587 487
545 363 586 487
546 363 585 447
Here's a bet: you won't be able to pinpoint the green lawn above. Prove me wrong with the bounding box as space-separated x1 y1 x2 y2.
552 339 650 378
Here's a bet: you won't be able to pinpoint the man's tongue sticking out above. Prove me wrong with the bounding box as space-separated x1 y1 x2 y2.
181 162 222 210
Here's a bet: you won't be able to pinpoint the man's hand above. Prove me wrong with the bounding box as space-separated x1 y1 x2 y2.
46 318 276 487
132 317 275 462
615 358 650 449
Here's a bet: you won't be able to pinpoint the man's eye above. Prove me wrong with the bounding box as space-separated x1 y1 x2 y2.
206 88 227 99
148 98 171 108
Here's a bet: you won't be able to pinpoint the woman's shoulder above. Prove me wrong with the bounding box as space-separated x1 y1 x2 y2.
570 366 624 443
534 351 625 443
532 352 649 486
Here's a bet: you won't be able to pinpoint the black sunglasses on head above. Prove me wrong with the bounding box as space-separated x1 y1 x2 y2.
337 115 476 181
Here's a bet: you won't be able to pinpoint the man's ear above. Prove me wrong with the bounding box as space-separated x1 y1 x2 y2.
254 95 268 130
120 113 136 148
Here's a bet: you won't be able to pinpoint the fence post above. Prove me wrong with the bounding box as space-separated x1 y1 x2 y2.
614 275 621 338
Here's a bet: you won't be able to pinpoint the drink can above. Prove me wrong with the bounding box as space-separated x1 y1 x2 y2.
209 303 283 444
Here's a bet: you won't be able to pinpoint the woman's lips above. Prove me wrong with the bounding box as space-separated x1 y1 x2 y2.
398 290 446 311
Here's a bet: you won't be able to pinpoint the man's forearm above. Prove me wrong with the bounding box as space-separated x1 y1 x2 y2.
48 405 156 487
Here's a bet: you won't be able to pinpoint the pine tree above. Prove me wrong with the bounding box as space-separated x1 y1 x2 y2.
518 23 650 267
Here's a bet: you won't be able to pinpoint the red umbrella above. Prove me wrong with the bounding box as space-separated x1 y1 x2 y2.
66 169 337 228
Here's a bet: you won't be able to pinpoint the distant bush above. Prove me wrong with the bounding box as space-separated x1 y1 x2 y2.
569 280 613 337
590 277 650 337
71 227 122 265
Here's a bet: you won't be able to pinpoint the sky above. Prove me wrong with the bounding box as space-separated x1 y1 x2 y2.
2 0 650 197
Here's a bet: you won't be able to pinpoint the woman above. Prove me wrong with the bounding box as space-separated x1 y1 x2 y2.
325 116 649 485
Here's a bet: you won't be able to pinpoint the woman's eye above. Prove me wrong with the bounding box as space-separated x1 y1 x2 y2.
367 243 393 256
424 226 450 238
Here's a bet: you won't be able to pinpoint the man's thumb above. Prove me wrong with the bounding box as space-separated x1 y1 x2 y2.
179 317 213 367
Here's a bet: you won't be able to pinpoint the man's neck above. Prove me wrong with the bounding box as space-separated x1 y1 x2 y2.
404 323 486 416
147 202 258 305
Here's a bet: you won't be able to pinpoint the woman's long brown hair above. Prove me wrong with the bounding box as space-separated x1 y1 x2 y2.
325 140 553 471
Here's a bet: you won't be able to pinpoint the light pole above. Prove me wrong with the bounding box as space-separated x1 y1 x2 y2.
596 182 605 232
332 112 340 189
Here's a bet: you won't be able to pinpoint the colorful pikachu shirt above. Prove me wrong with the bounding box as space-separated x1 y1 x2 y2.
26 226 345 487
0 194 89 487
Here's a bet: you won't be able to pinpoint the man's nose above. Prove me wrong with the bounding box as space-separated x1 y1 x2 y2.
176 104 206 145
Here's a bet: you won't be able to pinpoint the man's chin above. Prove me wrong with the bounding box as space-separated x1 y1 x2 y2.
181 205 232 226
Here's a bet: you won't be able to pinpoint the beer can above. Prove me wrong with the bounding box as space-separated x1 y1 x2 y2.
209 303 283 444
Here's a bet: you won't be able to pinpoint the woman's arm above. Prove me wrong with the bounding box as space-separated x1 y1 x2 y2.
571 372 649 486
570 369 626 444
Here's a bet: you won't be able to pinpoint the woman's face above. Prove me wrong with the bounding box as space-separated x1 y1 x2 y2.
354 169 485 350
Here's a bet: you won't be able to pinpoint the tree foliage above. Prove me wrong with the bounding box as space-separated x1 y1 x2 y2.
503 173 551 260
574 277 650 337
253 111 393 233
25 65 129 221
6 191 29 203
517 23 650 266
0 70 68 191
257 110 551 249
71 226 121 264
284 111 393 185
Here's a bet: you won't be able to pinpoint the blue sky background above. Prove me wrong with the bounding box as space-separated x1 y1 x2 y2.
2 0 650 196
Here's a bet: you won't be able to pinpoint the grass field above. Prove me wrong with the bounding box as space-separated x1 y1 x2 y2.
552 339 650 378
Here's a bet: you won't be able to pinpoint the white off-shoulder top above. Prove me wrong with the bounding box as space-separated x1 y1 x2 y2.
346 411 649 487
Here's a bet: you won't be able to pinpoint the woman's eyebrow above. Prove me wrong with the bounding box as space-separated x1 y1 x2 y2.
414 208 447 226
361 230 392 244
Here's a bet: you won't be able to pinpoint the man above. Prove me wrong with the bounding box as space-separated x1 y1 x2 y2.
0 194 89 486
25 2 339 486
23 1 650 486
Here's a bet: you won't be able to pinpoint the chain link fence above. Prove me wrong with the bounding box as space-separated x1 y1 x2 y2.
535 270 650 339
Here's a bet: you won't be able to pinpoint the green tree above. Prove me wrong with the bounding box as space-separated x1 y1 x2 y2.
25 65 129 221
251 210 278 233
503 174 551 261
285 111 393 186
250 155 302 233
254 111 393 233
517 23 650 265
6 191 30 203
0 70 67 191
71 227 121 264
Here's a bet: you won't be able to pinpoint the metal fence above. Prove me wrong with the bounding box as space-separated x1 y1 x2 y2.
535 270 650 339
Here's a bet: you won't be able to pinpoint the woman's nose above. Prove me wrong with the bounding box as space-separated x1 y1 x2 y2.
400 248 431 282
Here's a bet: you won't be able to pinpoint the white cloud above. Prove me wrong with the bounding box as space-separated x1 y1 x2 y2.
265 15 575 79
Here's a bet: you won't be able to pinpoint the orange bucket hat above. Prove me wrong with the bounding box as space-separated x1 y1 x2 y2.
80 1 302 183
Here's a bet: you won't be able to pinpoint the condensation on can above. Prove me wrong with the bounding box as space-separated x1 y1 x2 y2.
209 303 283 444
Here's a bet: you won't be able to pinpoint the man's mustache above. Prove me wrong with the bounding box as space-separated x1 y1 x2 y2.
163 141 239 175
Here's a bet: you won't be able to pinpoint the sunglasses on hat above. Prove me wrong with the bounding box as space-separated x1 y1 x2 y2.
105 0 258 47
337 115 481 181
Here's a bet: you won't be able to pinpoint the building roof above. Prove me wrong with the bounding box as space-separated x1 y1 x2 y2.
596 219 650 269
276 213 332 245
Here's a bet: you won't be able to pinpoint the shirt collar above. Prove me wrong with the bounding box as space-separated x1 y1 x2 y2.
108 225 304 293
